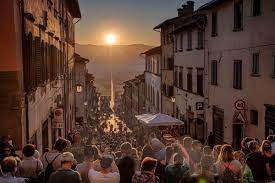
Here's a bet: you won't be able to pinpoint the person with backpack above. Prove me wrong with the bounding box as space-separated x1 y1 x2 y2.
18 144 43 179
246 140 270 182
214 144 242 183
49 152 81 183
40 138 69 182
165 153 192 183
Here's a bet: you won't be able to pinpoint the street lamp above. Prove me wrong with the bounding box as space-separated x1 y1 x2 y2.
171 96 176 117
76 84 83 93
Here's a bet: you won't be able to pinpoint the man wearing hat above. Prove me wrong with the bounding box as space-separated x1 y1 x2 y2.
88 155 120 183
49 152 82 183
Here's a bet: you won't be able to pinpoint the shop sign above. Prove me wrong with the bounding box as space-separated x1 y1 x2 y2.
234 99 246 110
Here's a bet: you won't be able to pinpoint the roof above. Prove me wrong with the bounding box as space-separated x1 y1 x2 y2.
153 16 180 30
170 13 207 34
74 53 89 63
197 0 229 11
142 46 161 56
66 0 81 18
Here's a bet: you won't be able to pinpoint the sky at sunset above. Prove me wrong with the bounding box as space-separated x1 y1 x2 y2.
75 0 210 46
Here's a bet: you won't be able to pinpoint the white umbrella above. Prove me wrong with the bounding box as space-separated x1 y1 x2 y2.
135 113 184 127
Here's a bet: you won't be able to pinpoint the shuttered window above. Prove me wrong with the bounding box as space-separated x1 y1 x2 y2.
252 0 261 16
179 67 183 89
233 60 242 89
35 37 42 86
187 68 192 92
234 0 243 30
197 69 204 96
211 60 218 85
252 53 260 75
187 31 192 50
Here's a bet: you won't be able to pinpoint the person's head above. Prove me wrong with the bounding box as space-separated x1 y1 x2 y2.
203 146 212 156
33 150 40 159
61 152 76 169
140 157 157 173
233 151 245 165
118 156 136 174
248 140 260 152
182 137 193 150
212 144 222 160
0 142 11 157
150 138 165 152
121 142 133 157
73 132 81 144
22 144 35 158
267 135 274 142
261 140 272 153
53 138 69 152
100 155 113 171
209 132 213 135
219 145 234 162
191 140 201 151
241 137 254 150
165 146 173 163
173 153 184 165
84 145 100 162
1 157 18 174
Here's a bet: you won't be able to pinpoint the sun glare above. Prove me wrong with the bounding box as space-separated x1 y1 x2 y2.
105 33 117 45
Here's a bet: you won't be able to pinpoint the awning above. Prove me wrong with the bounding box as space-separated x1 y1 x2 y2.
135 113 184 127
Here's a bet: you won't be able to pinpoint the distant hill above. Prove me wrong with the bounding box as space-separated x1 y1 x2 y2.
75 43 153 96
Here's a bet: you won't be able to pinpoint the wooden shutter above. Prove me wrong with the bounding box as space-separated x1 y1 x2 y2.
35 37 42 86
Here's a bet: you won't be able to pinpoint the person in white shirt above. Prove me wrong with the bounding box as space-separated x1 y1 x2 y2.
88 155 120 183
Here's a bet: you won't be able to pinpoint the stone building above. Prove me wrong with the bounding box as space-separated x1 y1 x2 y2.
198 0 275 147
74 54 89 126
171 13 207 142
143 46 162 114
0 0 81 152
154 1 196 117
122 74 145 127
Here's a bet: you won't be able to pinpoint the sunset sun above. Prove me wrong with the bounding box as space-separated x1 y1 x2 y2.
105 33 117 45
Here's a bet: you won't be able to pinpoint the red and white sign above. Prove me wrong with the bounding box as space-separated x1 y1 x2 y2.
52 108 64 129
234 99 246 110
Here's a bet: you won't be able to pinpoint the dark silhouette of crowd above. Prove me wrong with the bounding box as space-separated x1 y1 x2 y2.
1 129 275 183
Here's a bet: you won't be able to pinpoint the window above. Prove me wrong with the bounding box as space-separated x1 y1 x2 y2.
252 53 260 75
272 56 275 77
212 12 218 36
187 68 193 92
250 110 258 125
179 34 183 51
252 0 261 16
175 36 178 52
197 31 204 49
197 69 204 96
233 60 242 89
174 66 178 87
234 0 243 31
211 60 218 85
187 31 192 50
179 67 183 89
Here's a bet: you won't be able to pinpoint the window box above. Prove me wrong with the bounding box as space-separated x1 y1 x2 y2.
250 73 260 77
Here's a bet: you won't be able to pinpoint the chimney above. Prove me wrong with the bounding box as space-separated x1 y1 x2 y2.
178 1 194 17
186 1 194 12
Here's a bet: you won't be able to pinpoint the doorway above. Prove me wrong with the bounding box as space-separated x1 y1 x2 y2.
233 123 243 150
42 120 49 153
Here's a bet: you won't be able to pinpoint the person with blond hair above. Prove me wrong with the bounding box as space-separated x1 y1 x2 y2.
214 145 242 183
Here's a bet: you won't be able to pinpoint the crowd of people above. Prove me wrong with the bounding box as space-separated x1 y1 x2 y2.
1 129 275 182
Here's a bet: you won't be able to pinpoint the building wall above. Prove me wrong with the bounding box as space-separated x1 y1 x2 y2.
145 72 161 113
204 0 275 143
0 0 25 149
161 26 175 116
